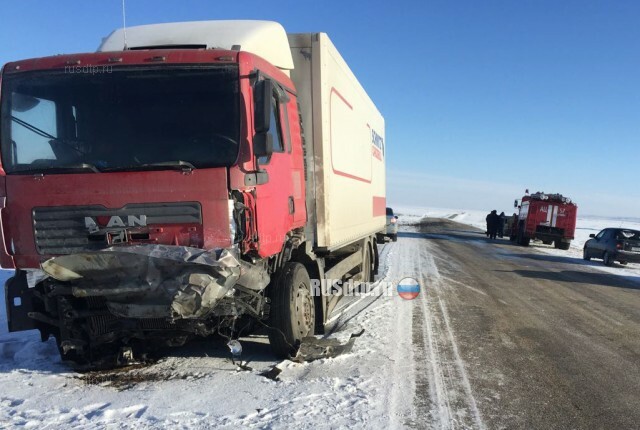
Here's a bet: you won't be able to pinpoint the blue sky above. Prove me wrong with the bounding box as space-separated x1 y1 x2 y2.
1 1 638 216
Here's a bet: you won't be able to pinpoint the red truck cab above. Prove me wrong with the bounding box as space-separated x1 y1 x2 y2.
0 23 310 365
0 47 305 268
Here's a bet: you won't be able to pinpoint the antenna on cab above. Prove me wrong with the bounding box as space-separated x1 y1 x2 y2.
121 0 128 50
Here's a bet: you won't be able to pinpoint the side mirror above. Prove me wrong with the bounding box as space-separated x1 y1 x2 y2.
514 199 519 208
589 234 596 238
253 132 273 158
254 79 273 134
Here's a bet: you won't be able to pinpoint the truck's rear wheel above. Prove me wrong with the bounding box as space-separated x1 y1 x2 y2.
362 245 372 284
268 262 315 359
516 224 529 246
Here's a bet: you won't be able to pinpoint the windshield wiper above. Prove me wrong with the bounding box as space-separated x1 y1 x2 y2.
104 160 197 173
11 116 88 155
11 163 102 175
142 160 196 171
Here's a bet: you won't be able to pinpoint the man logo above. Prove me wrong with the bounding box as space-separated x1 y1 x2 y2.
397 277 421 300
84 215 147 232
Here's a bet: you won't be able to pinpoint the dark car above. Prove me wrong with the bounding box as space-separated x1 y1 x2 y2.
583 228 640 266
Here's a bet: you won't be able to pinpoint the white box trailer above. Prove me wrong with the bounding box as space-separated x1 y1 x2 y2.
288 33 386 251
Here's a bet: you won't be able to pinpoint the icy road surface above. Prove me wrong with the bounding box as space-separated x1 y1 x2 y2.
2 217 640 428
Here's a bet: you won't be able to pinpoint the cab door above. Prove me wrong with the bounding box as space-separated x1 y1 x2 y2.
252 79 296 257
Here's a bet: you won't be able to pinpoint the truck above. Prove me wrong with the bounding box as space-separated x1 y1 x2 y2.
510 192 577 250
0 20 386 367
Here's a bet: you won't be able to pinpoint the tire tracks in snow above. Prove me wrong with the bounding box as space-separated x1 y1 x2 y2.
411 237 485 430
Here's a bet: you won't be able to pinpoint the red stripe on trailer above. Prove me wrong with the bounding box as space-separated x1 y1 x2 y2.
373 196 386 217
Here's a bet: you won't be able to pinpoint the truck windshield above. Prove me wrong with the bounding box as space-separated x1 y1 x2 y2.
0 65 239 173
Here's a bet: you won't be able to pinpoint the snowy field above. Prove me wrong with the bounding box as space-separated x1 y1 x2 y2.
394 205 640 279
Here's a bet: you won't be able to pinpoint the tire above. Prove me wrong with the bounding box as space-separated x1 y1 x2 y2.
268 262 316 359
373 240 380 276
558 241 570 251
583 247 591 261
391 234 398 242
603 251 614 267
357 245 373 294
516 223 529 246
362 245 372 284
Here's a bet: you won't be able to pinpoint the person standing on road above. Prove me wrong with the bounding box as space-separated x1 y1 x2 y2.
487 210 500 239
485 212 492 237
498 212 506 238
506 212 518 239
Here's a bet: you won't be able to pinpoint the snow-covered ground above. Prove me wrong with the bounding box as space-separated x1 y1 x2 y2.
394 205 640 279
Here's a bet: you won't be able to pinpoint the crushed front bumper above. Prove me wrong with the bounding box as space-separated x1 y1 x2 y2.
42 244 243 319
6 244 270 333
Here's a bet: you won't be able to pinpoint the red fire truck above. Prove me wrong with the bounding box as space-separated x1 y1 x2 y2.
510 192 578 250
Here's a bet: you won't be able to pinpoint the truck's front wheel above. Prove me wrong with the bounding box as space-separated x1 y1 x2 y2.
268 263 316 359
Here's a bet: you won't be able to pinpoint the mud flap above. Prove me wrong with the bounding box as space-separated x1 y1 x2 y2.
292 329 365 362
5 270 39 332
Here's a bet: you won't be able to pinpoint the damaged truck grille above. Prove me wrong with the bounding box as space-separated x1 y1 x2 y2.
33 202 202 255
89 314 184 336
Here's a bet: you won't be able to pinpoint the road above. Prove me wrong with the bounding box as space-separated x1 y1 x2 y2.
401 218 640 429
